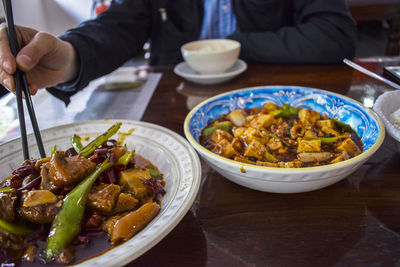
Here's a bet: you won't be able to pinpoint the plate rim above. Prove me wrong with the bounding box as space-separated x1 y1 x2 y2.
173 59 247 80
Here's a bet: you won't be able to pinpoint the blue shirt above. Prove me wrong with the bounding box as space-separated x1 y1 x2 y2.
199 0 237 39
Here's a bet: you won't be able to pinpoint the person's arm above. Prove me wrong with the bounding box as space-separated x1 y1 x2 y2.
230 0 356 63
48 0 152 103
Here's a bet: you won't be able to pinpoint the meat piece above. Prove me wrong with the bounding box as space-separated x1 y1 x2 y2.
19 190 62 224
113 193 139 214
43 152 96 189
133 154 152 168
119 168 151 200
0 188 17 222
40 164 59 192
87 183 121 214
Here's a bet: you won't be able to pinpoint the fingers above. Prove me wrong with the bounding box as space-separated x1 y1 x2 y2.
16 31 56 72
0 23 17 92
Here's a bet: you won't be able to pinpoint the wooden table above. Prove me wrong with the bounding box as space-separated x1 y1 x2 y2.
125 59 400 266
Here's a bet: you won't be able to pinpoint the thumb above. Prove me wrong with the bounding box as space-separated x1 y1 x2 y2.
16 31 56 72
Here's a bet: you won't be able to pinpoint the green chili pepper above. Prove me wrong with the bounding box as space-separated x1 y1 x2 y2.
268 134 279 139
0 218 32 235
80 122 122 158
50 145 57 155
116 150 134 165
274 103 299 118
0 187 12 192
146 164 161 178
332 118 353 132
203 123 232 136
43 159 112 261
265 151 278 162
307 133 350 144
71 134 83 153
44 151 133 261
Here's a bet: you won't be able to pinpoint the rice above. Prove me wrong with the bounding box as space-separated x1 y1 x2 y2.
389 107 400 130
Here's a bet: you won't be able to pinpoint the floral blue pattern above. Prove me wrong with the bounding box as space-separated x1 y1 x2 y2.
187 86 382 151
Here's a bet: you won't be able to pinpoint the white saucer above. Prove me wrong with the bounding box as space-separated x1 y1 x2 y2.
174 59 247 85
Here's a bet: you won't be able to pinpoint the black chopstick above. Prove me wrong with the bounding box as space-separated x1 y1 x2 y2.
2 0 46 159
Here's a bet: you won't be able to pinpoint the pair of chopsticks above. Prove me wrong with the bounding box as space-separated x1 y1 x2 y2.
343 58 400 90
1 0 45 160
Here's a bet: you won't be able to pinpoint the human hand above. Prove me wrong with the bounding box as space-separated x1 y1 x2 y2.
0 24 78 95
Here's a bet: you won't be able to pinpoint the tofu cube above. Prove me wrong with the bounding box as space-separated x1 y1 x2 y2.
297 139 321 152
298 109 320 126
213 139 237 158
244 139 266 160
249 114 274 129
336 138 361 156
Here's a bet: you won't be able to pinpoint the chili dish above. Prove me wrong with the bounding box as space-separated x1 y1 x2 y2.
0 122 166 265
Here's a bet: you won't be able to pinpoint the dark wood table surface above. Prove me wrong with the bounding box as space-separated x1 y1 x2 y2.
127 58 400 267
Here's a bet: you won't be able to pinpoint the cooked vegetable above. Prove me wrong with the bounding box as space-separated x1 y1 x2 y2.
274 103 299 118
203 123 232 136
306 133 350 144
0 218 32 235
80 122 122 158
43 159 114 261
71 134 84 153
109 202 160 244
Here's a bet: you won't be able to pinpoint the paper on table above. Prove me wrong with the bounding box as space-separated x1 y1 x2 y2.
0 67 162 143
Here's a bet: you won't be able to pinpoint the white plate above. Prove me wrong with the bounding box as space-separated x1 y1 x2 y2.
174 59 247 85
0 120 201 266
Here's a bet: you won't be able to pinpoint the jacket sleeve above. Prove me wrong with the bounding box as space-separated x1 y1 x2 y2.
229 0 357 63
47 0 152 104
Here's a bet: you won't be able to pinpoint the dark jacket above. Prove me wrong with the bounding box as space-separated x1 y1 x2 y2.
49 0 356 102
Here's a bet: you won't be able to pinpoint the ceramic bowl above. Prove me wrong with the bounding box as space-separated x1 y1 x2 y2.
184 86 385 193
181 39 240 75
373 90 400 151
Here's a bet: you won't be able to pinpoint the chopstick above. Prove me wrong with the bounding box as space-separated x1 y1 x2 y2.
1 0 46 160
343 58 400 90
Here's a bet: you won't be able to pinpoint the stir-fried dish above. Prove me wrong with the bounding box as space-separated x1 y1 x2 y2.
200 102 363 168
0 122 166 265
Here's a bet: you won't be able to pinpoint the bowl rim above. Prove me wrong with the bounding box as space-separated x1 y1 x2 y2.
181 38 241 54
183 85 385 174
373 90 400 143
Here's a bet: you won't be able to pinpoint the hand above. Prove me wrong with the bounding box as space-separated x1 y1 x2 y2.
0 24 78 95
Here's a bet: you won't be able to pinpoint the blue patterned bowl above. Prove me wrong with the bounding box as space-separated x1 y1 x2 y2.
184 86 385 193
